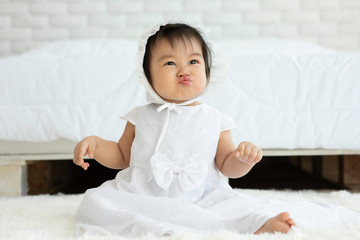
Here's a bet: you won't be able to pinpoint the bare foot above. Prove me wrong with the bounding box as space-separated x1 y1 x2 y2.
254 212 296 234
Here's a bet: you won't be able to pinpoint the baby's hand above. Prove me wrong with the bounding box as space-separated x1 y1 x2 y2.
73 136 97 170
234 141 263 165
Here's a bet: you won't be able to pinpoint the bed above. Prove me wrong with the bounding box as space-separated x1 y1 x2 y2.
1 38 359 196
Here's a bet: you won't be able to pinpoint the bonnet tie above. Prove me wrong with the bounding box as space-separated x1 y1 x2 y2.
154 99 197 152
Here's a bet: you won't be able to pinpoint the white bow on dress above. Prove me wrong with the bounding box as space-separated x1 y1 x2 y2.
150 151 208 193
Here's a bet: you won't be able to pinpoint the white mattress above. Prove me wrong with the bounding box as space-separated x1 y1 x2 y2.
0 38 359 151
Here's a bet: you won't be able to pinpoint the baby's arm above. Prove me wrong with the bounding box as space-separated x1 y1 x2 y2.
73 121 135 170
215 130 263 178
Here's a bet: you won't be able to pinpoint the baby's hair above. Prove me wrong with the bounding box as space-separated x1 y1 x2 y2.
143 23 212 84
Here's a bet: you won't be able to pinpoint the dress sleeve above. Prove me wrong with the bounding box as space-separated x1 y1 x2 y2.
220 113 237 132
120 106 141 125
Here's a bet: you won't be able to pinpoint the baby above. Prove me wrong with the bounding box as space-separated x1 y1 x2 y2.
73 23 357 237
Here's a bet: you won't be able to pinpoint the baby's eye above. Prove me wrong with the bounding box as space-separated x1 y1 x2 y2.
164 61 175 66
189 59 199 64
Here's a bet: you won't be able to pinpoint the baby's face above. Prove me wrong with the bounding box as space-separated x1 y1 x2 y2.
149 38 207 103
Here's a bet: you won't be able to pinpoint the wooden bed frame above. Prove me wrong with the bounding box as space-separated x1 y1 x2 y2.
1 148 359 197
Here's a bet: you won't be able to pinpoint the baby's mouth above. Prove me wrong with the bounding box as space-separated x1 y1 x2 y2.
179 76 192 86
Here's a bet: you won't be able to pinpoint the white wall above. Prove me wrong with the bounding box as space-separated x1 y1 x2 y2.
0 0 359 56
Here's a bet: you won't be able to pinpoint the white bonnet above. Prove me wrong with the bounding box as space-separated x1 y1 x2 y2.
136 22 228 104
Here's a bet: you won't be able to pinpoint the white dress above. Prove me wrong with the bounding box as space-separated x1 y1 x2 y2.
75 103 359 237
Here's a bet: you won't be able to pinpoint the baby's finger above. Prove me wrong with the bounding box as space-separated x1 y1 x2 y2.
249 148 259 161
80 161 90 170
73 153 84 166
237 143 245 158
235 151 240 159
255 149 263 163
74 156 90 170
74 143 89 169
72 145 81 164
243 145 253 161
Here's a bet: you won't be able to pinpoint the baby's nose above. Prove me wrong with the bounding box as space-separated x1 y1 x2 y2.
177 65 190 77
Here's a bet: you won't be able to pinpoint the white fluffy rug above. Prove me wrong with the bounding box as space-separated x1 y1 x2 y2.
1 189 360 240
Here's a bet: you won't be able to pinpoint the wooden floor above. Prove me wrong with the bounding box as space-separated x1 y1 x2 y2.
229 157 343 190
28 159 119 195
28 156 345 195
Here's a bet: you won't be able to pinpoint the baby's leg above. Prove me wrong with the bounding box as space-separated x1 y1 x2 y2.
254 212 296 234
